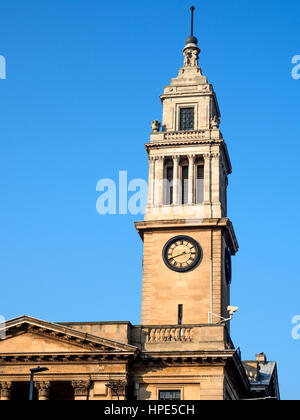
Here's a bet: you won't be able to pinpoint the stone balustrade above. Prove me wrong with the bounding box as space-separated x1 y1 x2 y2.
130 324 236 352
164 130 208 141
145 327 193 343
149 129 222 144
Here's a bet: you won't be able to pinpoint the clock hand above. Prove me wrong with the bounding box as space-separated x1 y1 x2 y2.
169 251 190 260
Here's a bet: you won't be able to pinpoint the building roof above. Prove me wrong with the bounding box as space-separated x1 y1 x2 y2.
255 361 276 385
242 357 280 400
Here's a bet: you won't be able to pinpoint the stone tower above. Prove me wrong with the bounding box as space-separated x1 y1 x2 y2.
135 9 238 326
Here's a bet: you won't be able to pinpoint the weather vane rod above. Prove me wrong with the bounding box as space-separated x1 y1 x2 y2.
190 6 195 36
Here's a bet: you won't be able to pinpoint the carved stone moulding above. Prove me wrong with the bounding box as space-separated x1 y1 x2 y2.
141 352 233 367
106 380 127 397
35 381 51 400
71 380 90 397
0 381 13 399
0 352 134 364
146 139 224 150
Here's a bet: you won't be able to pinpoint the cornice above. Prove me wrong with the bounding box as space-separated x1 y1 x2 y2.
0 352 136 364
145 138 232 175
160 89 215 101
135 218 239 254
138 350 236 366
146 140 222 148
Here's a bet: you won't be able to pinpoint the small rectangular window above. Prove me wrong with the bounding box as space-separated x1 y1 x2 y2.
159 390 181 401
178 304 183 325
180 108 194 131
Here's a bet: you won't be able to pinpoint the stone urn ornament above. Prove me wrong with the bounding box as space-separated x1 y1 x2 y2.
151 120 161 133
211 116 220 129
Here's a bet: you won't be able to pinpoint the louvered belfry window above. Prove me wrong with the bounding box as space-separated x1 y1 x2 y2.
180 108 194 131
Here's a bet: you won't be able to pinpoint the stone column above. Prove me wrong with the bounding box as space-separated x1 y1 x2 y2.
147 156 156 208
0 382 13 401
211 153 221 218
154 156 164 207
172 155 179 206
71 380 90 401
188 155 196 205
36 381 50 401
203 153 212 218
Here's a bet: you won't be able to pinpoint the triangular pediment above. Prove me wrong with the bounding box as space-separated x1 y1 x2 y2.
0 316 137 355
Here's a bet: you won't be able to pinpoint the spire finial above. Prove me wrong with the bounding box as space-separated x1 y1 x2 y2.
186 6 198 45
190 6 195 37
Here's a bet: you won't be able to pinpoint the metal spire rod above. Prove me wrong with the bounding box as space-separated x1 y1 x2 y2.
190 6 195 36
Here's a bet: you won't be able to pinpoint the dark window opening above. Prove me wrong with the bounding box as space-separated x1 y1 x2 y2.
165 166 174 205
181 165 189 205
49 382 74 401
11 382 36 401
159 390 181 401
196 165 204 204
180 108 194 131
178 304 183 325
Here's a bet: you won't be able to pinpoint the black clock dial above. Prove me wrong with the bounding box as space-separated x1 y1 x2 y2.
225 248 232 284
162 235 202 273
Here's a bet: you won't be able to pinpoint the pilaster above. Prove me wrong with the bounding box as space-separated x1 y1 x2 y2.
147 156 156 208
106 380 127 401
211 153 222 218
36 381 50 401
71 380 90 401
203 153 212 218
154 156 164 207
0 381 13 401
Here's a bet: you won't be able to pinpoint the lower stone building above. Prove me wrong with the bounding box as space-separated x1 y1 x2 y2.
0 316 279 400
0 8 279 401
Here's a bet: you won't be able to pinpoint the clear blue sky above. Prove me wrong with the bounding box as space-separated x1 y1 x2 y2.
0 0 299 400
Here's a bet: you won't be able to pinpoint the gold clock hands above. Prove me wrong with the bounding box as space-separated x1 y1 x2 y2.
168 251 190 260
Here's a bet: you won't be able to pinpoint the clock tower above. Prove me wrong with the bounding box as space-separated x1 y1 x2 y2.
135 9 238 326
0 6 280 402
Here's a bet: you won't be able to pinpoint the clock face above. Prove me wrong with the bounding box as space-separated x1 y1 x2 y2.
162 235 202 273
225 248 232 284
